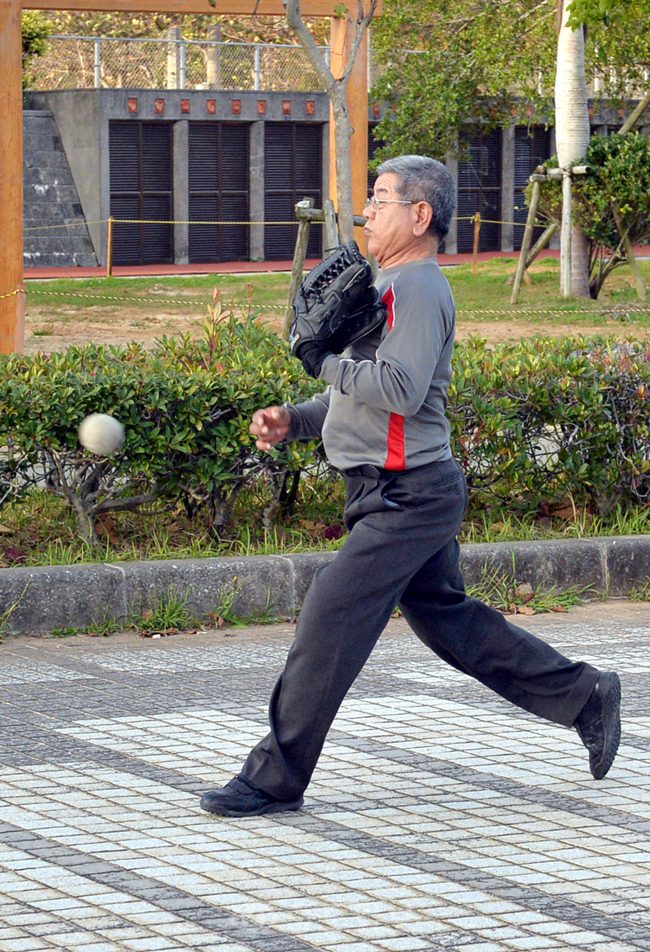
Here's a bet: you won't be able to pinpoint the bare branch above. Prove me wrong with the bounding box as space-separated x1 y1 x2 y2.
340 0 377 85
284 0 336 93
95 492 162 514
619 89 650 135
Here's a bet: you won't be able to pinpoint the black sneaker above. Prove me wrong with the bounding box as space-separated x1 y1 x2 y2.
574 671 621 780
200 774 304 817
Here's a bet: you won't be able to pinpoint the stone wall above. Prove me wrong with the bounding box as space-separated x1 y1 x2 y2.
23 110 98 268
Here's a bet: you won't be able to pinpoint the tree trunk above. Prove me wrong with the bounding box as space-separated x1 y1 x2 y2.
554 0 591 297
284 0 374 247
330 89 354 242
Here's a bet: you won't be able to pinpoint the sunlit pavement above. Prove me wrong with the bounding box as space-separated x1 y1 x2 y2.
1 599 649 952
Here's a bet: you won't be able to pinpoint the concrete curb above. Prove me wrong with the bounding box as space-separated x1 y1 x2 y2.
1 535 650 637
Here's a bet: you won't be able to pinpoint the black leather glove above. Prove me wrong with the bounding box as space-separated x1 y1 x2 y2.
294 341 333 379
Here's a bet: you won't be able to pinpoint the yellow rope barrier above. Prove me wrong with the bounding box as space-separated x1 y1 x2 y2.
0 288 25 300
26 287 288 310
25 217 311 230
23 287 650 318
457 307 650 317
111 219 299 226
24 219 111 232
25 214 545 231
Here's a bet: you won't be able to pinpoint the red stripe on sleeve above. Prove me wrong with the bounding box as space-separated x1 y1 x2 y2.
381 284 404 468
383 285 395 329
385 413 405 469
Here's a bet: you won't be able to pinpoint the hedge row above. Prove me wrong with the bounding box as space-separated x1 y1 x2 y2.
1 313 649 542
0 304 320 543
451 335 650 513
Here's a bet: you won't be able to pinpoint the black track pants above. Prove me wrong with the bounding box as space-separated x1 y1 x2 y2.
243 458 599 800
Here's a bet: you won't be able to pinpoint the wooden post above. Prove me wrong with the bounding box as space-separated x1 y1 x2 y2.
283 199 314 340
106 216 114 277
507 222 558 287
323 198 339 252
510 179 541 305
561 170 572 298
0 0 25 354
328 15 368 251
471 213 481 275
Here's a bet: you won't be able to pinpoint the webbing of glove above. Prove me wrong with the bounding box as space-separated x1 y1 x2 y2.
300 240 372 311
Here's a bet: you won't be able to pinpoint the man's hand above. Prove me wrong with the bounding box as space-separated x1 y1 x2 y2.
249 406 291 452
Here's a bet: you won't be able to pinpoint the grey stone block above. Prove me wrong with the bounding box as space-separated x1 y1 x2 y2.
285 552 335 608
0 564 125 636
604 535 650 595
119 555 294 622
460 538 606 594
1 536 649 638
76 252 99 267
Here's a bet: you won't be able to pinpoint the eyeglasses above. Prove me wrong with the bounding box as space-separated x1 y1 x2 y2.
364 197 417 212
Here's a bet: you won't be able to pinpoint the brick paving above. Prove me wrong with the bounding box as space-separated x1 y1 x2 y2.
0 599 649 952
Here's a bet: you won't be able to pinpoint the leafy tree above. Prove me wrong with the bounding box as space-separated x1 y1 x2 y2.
568 0 650 26
370 0 650 163
285 0 377 242
535 133 650 298
22 11 51 89
370 0 556 162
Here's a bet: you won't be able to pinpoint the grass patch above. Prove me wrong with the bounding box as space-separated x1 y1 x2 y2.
24 272 292 313
447 256 650 329
134 588 195 635
24 258 650 341
466 566 590 615
0 480 649 571
460 502 650 545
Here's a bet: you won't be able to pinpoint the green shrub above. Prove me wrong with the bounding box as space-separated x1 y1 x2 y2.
0 300 320 543
2 316 650 546
451 335 650 514
533 133 650 298
22 11 51 89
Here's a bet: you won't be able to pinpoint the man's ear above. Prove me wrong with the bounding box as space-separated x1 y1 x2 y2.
413 201 433 237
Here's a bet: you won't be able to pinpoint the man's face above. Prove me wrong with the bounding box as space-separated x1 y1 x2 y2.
363 172 429 268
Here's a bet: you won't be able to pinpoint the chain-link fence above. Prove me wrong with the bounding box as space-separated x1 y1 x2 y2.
29 36 333 92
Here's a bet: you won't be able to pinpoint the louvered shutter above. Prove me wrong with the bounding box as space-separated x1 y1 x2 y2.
264 123 322 259
109 121 173 265
367 124 385 199
188 123 249 263
479 130 501 252
513 127 551 250
456 130 502 252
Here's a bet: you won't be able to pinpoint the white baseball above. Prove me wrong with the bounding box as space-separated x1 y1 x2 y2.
78 413 125 456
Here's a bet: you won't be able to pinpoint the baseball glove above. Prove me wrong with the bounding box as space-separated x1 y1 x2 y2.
289 241 386 377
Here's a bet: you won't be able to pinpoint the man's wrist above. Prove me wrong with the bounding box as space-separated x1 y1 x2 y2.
318 353 341 383
296 342 333 379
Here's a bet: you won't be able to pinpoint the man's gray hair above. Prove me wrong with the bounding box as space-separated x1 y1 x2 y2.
375 155 456 241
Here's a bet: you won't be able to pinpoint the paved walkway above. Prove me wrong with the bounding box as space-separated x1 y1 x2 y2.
0 599 649 952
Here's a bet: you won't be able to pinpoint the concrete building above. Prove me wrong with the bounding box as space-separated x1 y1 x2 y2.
23 86 641 266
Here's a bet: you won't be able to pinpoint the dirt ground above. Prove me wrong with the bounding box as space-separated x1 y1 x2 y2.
23 301 627 354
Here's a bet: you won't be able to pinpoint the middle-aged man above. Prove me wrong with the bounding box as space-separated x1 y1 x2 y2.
200 155 621 818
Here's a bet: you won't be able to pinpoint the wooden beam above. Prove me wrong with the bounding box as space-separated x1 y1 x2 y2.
328 15 368 251
23 0 344 13
0 0 25 354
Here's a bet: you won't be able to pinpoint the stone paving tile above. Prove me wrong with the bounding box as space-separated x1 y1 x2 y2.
0 601 650 951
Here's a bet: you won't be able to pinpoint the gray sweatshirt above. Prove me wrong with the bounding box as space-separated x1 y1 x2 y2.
285 256 455 471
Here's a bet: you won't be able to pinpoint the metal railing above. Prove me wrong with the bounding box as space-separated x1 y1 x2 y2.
29 35 333 92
